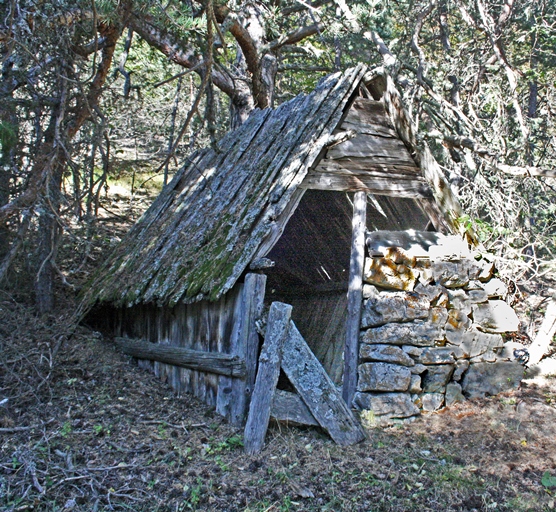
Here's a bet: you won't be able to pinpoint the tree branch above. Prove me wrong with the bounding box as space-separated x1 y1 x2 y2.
265 22 324 52
128 13 236 98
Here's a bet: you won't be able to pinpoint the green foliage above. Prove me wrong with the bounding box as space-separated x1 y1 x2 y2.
542 471 556 488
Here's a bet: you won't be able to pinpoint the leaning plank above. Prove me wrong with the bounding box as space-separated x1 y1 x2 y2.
271 390 319 427
342 191 367 406
281 322 366 446
244 302 293 455
114 337 246 378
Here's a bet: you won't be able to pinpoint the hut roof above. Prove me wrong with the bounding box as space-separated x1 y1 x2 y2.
81 64 468 309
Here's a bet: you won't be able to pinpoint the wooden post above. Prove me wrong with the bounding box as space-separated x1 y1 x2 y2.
244 302 292 454
216 274 266 425
342 191 367 407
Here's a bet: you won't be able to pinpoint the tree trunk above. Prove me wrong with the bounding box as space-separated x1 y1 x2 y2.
35 129 64 314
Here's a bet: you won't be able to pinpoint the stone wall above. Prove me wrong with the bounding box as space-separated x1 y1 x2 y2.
355 231 524 425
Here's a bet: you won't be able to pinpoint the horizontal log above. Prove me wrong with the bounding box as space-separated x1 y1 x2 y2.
114 337 246 378
300 173 433 198
315 158 421 175
327 133 415 164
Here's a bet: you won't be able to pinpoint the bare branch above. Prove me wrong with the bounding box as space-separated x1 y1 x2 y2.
410 1 437 83
282 0 332 16
265 22 324 52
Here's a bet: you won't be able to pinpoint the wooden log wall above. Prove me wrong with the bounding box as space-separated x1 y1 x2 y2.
113 278 264 423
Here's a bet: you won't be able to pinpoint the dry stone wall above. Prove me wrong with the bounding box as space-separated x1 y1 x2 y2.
355 231 524 425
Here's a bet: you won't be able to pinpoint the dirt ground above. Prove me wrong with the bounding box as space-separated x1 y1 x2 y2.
1 295 556 512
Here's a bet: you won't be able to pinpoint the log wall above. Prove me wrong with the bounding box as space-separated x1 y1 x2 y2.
110 285 245 413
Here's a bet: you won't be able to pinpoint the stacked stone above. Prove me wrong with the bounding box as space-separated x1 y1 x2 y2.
354 232 524 425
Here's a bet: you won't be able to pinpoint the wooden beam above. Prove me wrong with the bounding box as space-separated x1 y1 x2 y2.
217 274 267 426
114 337 246 378
299 173 432 198
271 390 319 426
244 302 292 454
282 321 366 446
342 191 367 406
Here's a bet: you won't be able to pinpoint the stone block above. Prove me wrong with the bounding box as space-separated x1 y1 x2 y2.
402 345 423 357
446 383 465 406
464 280 484 291
384 247 417 267
417 267 434 285
421 393 445 411
470 350 497 363
458 329 504 359
363 257 416 291
411 364 427 374
416 347 458 365
429 307 449 326
453 359 470 381
354 392 419 418
446 328 472 346
483 278 508 298
431 261 470 288
357 363 411 392
362 284 379 299
359 344 415 366
409 374 422 393
471 259 495 282
361 290 430 328
472 300 520 333
414 282 444 302
361 319 444 347
461 362 524 398
467 289 489 303
447 289 472 315
446 309 472 332
422 364 454 393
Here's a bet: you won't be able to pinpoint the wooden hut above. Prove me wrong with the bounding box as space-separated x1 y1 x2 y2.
82 64 478 441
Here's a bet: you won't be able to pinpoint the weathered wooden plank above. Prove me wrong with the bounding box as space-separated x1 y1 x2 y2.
226 274 267 426
300 173 432 198
342 192 367 406
114 337 246 378
341 98 396 137
281 321 366 446
315 157 421 175
244 302 292 454
327 133 416 164
270 390 319 426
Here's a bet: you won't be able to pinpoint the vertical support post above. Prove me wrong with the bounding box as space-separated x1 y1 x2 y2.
342 191 367 407
217 273 266 426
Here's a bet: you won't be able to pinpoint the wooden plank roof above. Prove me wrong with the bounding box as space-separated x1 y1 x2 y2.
80 64 469 309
